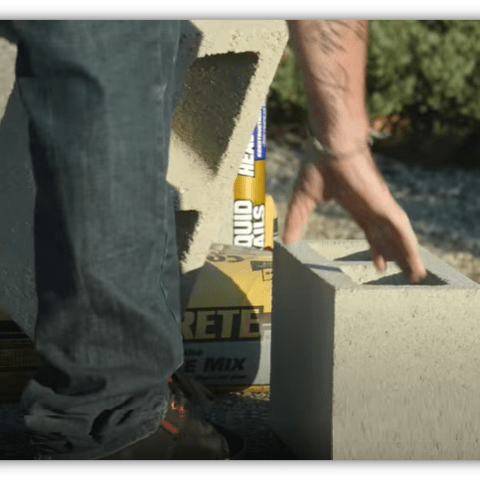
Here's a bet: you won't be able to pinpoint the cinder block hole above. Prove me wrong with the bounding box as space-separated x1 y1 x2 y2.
339 263 447 286
171 51 259 175
365 271 447 285
335 249 372 261
312 244 372 261
175 210 200 264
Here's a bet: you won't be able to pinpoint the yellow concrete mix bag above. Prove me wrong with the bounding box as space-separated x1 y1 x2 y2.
181 243 272 390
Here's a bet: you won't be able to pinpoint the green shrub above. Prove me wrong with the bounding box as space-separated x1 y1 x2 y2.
267 45 307 124
269 46 305 109
268 20 480 134
368 20 480 133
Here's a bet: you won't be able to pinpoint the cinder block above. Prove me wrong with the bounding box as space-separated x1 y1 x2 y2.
168 20 288 273
0 38 37 339
270 239 480 460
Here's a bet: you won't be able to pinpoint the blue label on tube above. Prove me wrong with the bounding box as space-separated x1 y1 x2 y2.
254 103 266 161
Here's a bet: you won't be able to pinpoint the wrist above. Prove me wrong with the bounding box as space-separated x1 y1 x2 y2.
308 106 370 155
308 117 370 160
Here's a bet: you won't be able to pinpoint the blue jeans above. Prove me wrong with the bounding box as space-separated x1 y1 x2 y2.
9 20 185 459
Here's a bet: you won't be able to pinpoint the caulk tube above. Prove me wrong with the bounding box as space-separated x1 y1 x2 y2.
233 102 266 249
264 194 278 250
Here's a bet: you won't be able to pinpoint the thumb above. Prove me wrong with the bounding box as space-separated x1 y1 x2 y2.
282 187 318 245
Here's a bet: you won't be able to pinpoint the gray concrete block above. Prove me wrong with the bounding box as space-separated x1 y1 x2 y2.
270 239 480 459
0 38 37 339
168 20 288 273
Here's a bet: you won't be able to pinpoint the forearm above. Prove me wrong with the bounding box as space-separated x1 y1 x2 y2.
287 20 370 156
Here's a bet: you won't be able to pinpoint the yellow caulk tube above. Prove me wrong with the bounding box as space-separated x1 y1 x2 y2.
233 103 268 249
264 194 278 249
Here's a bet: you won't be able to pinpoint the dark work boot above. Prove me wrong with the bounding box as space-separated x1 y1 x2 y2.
100 374 244 460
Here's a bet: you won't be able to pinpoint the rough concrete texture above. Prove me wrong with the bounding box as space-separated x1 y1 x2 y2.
0 37 37 339
270 239 480 460
0 36 15 114
169 20 288 274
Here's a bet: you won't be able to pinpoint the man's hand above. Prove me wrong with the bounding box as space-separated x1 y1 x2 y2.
285 20 427 282
283 144 427 283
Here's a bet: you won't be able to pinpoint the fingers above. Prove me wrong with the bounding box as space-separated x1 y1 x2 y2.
378 238 426 283
391 213 427 283
283 159 327 245
397 241 427 283
282 149 428 284
284 191 427 282
282 189 317 245
372 249 387 274
365 215 427 283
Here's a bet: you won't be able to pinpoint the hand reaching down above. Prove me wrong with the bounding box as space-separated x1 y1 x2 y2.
282 144 427 283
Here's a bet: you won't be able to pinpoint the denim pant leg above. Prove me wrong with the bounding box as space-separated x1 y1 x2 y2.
11 21 185 459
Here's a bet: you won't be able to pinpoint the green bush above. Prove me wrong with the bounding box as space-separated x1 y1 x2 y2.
267 45 307 124
268 20 480 133
368 20 480 133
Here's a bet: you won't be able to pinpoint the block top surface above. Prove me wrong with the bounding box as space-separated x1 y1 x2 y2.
191 20 288 56
276 239 480 290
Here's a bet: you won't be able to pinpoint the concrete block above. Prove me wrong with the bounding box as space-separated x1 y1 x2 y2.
0 38 37 339
270 239 480 460
168 20 288 273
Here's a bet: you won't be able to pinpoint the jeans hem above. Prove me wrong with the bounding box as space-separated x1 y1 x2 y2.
34 410 166 460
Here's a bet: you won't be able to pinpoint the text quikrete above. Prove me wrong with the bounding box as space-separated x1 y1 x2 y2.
182 307 263 341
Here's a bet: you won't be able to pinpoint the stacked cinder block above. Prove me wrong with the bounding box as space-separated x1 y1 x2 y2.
0 37 37 339
168 20 288 274
270 239 480 460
